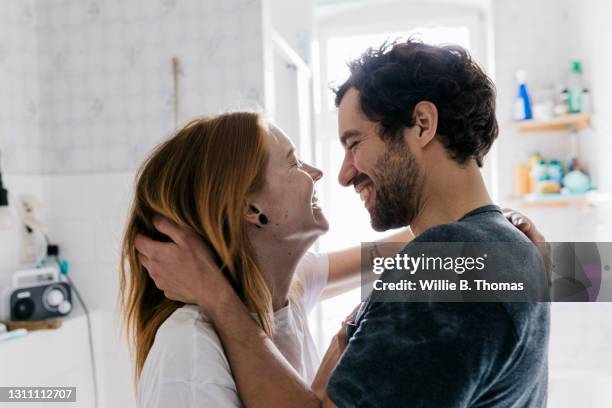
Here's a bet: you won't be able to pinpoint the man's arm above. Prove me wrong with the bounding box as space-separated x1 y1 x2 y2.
205 290 322 408
136 217 337 408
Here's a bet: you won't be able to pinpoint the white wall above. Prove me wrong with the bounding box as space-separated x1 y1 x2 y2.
36 0 265 174
491 0 575 202
0 0 41 174
1 1 269 406
567 0 612 194
491 0 612 406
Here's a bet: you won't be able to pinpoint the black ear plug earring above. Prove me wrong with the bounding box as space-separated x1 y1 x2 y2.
249 205 268 227
258 214 268 225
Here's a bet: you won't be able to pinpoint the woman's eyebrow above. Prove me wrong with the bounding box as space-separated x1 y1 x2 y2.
286 148 295 159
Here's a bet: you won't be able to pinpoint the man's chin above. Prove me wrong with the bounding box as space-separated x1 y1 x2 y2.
369 205 409 232
369 207 388 232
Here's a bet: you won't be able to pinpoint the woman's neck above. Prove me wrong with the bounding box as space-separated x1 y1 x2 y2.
250 236 314 311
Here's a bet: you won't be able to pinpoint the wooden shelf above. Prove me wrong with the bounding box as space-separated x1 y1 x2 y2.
512 193 590 208
515 113 591 133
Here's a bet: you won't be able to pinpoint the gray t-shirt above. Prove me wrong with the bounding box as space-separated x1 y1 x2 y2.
327 205 550 407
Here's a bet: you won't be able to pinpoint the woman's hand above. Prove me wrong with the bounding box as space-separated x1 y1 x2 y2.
134 216 235 314
502 208 552 280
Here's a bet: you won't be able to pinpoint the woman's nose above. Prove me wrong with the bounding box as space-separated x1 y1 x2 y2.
303 162 323 182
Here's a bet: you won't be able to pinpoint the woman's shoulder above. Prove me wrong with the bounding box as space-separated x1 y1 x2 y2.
144 305 233 384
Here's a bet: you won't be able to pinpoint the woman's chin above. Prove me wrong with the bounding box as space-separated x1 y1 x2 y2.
311 205 330 232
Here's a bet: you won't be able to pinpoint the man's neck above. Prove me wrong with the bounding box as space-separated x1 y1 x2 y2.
410 160 493 237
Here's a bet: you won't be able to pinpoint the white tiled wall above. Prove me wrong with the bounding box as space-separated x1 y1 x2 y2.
1 0 266 175
566 0 612 194
36 0 265 174
0 0 41 174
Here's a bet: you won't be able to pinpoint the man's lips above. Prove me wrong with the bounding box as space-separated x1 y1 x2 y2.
352 173 372 193
353 173 375 208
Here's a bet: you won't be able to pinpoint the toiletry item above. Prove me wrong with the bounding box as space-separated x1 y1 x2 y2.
531 159 549 181
548 159 564 185
514 164 531 196
527 153 544 192
567 157 582 173
532 85 555 120
581 88 591 114
554 87 569 116
513 70 533 121
0 323 6 334
530 160 549 195
568 60 583 113
563 170 591 194
536 180 561 194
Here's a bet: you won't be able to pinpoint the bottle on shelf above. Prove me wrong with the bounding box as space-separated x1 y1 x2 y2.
513 70 533 121
567 60 583 113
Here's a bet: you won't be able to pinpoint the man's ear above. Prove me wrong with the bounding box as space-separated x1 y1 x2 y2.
244 203 262 228
412 101 438 147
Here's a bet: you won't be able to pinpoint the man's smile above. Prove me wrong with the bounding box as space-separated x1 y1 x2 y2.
353 173 375 208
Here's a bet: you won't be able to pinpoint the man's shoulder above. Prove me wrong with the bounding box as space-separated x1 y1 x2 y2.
415 211 528 243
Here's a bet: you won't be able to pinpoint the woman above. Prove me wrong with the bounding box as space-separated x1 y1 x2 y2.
121 111 541 407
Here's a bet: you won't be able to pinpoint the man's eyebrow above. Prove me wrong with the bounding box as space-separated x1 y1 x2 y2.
340 130 361 146
286 148 295 158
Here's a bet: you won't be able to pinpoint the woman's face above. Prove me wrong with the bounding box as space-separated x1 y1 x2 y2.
249 124 329 242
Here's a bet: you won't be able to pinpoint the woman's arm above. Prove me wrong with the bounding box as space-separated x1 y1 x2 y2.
321 227 414 300
321 208 549 300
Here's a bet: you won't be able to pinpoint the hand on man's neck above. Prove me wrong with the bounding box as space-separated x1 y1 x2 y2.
409 157 493 238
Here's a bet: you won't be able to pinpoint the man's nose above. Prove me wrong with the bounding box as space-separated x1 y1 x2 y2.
338 154 357 187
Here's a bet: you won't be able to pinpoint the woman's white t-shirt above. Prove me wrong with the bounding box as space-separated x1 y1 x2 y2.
139 252 329 408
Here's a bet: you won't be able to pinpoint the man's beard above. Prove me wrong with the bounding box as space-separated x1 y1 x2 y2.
370 141 423 232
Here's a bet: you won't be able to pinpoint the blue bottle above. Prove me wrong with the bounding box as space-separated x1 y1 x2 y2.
513 70 533 121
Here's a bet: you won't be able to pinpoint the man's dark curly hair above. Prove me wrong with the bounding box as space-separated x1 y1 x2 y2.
334 39 498 167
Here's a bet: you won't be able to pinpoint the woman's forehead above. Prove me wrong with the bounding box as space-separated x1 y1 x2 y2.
267 124 295 153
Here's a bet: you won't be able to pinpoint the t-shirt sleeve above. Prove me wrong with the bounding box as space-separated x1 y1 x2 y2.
294 251 330 314
327 301 516 407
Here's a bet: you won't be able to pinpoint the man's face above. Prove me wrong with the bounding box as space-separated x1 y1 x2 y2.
337 88 424 231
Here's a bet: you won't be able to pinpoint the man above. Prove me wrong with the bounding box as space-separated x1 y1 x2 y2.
137 40 550 407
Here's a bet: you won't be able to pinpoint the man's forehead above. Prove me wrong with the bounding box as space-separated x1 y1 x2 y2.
338 88 360 113
338 88 376 141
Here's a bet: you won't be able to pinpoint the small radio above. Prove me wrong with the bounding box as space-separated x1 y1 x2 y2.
1 266 72 321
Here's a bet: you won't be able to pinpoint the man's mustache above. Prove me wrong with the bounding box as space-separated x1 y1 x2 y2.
351 172 371 188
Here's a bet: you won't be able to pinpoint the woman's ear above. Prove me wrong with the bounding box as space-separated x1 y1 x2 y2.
244 204 262 228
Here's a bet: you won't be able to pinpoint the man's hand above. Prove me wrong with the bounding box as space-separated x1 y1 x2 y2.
134 216 235 314
503 208 552 281
311 304 361 399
